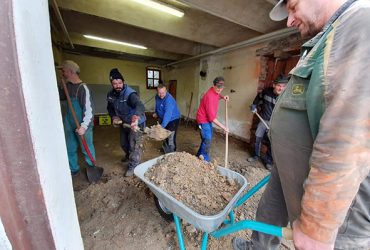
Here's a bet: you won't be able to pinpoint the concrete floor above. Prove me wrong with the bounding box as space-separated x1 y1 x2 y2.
71 117 293 249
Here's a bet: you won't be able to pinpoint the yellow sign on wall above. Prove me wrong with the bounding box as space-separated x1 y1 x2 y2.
98 115 111 125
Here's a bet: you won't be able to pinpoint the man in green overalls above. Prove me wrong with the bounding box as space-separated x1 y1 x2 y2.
233 0 370 249
58 60 96 176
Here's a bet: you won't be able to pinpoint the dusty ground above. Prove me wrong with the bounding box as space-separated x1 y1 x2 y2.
72 118 293 250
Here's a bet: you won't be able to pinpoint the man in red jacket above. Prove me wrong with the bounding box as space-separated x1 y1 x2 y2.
196 76 229 161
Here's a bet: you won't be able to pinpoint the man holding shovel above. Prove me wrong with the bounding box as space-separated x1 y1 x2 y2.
196 76 229 162
247 75 288 170
57 60 96 177
107 68 146 177
233 0 370 249
153 82 181 153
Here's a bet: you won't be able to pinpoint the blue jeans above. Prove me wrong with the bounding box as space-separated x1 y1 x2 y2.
196 123 213 162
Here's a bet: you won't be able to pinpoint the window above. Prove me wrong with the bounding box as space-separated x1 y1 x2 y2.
146 67 161 89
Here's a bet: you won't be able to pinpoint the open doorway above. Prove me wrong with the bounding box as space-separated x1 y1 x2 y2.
249 51 300 154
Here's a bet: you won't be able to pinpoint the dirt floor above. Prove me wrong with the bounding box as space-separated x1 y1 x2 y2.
72 118 294 250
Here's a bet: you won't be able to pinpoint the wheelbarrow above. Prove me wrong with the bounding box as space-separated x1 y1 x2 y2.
134 155 292 250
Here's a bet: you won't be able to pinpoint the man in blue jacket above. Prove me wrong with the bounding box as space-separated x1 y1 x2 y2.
107 68 146 177
153 83 181 153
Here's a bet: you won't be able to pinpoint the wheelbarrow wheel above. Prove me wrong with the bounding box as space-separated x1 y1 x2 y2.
154 196 173 222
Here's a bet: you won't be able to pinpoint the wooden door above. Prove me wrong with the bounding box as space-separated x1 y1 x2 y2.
168 80 177 99
249 54 300 154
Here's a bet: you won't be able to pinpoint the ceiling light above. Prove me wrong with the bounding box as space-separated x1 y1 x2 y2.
83 35 147 49
132 0 184 17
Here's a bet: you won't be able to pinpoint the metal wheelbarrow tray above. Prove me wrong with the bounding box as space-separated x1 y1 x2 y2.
134 154 249 233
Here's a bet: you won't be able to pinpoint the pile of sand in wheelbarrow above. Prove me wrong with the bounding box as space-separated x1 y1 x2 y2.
144 152 241 215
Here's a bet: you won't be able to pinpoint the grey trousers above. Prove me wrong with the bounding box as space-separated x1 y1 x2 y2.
120 125 144 170
251 166 370 250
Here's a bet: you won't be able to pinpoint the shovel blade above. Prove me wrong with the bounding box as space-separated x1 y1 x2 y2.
86 165 104 183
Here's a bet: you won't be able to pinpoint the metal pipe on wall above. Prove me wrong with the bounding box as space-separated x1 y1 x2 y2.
166 28 298 67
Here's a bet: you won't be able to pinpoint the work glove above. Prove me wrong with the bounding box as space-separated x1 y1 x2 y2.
131 115 140 131
250 104 257 113
112 117 122 128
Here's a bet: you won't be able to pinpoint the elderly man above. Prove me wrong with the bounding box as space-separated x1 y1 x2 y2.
248 74 288 170
196 76 229 162
233 0 370 249
58 60 96 176
153 82 181 153
107 68 146 177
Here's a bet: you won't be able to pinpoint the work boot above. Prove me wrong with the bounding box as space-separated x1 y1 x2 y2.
121 155 129 163
125 167 135 177
265 163 272 171
247 156 259 163
71 170 80 177
232 237 253 250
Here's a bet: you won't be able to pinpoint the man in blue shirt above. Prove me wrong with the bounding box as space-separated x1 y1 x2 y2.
153 83 181 153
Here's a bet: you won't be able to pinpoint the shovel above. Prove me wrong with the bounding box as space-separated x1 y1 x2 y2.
254 111 270 130
225 100 229 168
61 81 104 183
119 122 173 141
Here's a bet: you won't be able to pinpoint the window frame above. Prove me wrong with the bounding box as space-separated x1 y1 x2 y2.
146 67 161 89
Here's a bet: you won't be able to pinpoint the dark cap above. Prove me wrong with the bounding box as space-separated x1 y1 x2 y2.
274 74 290 84
109 68 124 82
213 76 225 87
269 0 288 21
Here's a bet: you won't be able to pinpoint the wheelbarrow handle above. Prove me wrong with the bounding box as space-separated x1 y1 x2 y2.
211 220 293 240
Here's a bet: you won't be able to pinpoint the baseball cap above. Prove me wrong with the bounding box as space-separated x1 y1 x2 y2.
274 74 290 84
269 0 288 21
213 76 225 88
56 60 80 74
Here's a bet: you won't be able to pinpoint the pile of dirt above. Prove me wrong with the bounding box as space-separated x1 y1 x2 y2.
144 124 173 141
144 152 241 215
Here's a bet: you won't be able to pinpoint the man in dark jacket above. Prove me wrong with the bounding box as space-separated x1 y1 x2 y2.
247 75 288 170
107 68 146 177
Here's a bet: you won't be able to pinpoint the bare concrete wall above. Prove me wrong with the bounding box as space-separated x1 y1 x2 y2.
56 53 160 111
165 62 200 121
163 44 265 141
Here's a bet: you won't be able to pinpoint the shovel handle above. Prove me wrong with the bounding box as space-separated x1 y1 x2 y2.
254 112 270 130
282 227 293 240
225 101 229 168
122 123 143 133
